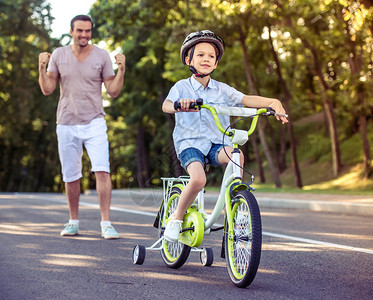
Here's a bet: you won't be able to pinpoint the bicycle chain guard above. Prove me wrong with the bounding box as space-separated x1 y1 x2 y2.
179 207 204 247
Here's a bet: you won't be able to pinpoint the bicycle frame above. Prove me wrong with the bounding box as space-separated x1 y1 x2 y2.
160 105 269 243
200 105 267 230
133 102 286 285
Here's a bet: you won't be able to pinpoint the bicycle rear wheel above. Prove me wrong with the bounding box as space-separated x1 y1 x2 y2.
224 190 262 288
160 185 191 269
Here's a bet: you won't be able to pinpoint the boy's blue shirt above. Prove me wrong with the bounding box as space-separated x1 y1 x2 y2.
166 76 244 156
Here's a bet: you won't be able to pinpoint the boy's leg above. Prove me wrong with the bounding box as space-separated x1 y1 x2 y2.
217 146 245 178
172 161 206 220
164 161 206 242
217 146 244 166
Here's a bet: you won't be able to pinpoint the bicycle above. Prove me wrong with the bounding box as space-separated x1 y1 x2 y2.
132 98 287 288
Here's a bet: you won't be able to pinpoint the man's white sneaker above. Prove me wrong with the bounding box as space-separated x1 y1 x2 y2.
101 225 119 239
60 223 79 236
164 219 183 242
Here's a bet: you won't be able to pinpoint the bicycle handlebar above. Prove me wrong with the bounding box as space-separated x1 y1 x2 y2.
173 98 203 110
173 98 287 139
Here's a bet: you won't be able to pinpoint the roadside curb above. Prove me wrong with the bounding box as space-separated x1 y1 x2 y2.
255 197 373 216
107 189 373 217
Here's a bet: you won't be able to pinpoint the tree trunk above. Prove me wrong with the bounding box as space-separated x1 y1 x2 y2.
257 118 281 187
339 3 373 178
250 132 265 183
136 124 150 187
300 37 342 176
268 25 303 187
165 113 183 177
321 94 342 176
239 26 281 187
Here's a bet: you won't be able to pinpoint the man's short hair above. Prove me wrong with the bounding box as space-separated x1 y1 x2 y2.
70 15 93 30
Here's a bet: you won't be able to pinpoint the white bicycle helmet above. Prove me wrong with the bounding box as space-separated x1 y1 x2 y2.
180 30 225 65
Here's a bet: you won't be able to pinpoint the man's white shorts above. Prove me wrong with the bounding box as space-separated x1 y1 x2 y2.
56 118 110 183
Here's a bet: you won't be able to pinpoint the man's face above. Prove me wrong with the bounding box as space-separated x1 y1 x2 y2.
70 20 92 47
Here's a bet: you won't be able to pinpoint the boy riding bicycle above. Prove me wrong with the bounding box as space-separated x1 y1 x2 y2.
162 30 288 242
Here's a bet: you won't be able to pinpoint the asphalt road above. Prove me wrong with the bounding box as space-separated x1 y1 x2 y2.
1 191 373 300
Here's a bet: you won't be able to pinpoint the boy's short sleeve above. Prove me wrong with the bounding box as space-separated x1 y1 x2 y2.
165 83 181 103
223 83 245 106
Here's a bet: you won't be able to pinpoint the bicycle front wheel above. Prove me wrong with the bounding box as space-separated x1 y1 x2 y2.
160 185 191 269
224 190 262 288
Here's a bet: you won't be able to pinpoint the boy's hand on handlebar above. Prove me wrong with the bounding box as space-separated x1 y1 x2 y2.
174 98 200 112
269 100 289 124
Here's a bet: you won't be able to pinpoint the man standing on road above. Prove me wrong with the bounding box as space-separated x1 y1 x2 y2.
38 15 125 239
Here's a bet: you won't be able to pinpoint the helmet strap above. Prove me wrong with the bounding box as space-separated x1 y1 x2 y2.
189 66 214 78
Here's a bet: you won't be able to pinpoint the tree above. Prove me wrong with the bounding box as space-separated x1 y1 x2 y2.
0 0 61 192
334 0 373 177
267 24 303 187
90 0 181 187
276 0 343 176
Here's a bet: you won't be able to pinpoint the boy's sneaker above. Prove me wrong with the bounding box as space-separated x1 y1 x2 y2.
164 219 183 242
60 223 79 236
101 225 119 239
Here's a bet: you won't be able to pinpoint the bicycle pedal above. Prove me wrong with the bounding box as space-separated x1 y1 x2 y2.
181 226 194 233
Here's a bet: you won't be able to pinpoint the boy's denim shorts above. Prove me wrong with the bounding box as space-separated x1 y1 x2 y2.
178 144 224 170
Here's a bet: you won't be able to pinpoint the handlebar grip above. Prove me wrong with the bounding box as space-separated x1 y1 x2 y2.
265 107 288 118
266 107 276 115
174 98 203 110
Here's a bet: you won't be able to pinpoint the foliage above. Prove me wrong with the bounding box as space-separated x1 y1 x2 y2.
0 0 61 191
1 0 373 192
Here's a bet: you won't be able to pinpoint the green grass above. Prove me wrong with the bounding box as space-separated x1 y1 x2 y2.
276 114 373 194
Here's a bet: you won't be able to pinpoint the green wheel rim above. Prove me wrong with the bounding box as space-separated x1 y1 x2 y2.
163 192 183 262
227 199 252 279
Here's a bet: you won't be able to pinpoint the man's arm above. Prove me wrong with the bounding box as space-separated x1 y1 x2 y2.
103 54 125 98
38 52 58 95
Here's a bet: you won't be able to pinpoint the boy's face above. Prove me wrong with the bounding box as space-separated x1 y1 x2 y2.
186 42 218 76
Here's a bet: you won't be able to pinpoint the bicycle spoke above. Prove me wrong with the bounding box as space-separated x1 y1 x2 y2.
160 185 191 268
225 190 261 286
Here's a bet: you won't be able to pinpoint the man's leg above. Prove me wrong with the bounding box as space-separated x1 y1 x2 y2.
95 171 112 221
95 171 118 239
60 179 80 236
65 179 80 220
84 118 118 238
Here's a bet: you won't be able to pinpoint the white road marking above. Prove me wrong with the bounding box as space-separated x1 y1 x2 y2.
11 194 373 255
262 231 373 255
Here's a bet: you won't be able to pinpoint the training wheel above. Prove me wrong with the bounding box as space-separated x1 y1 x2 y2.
200 247 214 266
132 245 146 265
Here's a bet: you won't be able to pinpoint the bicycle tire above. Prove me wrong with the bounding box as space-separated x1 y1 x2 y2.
224 190 262 288
160 185 191 269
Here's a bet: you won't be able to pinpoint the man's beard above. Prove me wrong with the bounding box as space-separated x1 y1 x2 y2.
77 38 89 47
78 42 89 47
